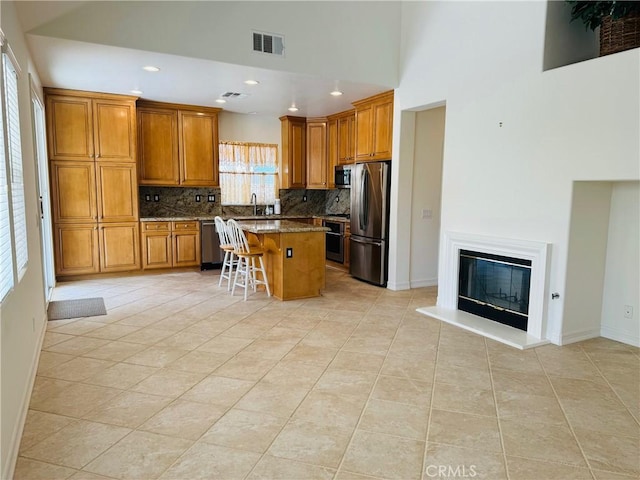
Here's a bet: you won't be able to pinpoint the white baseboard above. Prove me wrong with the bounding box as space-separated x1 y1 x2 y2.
601 325 640 347
387 281 411 291
2 314 47 480
410 278 438 288
561 328 600 345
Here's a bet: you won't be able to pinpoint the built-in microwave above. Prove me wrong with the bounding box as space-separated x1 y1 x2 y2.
335 165 351 188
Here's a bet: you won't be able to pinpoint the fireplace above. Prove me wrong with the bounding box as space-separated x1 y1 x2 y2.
417 231 550 349
458 250 531 331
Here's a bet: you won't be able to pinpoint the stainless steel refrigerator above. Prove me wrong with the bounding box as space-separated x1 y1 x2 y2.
350 161 391 286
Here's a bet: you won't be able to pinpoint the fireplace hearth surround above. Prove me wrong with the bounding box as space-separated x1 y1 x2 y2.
418 232 551 349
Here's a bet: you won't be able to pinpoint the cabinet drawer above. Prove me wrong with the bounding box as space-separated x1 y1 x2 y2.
172 221 199 231
141 221 171 232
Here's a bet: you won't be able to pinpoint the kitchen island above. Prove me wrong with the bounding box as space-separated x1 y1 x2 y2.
236 220 329 301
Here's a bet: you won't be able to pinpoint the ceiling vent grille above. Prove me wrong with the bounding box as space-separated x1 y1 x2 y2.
252 31 285 56
220 92 249 100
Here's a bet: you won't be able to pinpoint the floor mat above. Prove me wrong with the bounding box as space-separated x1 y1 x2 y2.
47 297 107 321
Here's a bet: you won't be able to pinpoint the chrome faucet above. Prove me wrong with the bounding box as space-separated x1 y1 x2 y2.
251 193 257 216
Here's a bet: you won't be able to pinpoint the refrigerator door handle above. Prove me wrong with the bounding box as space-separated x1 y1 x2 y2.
351 236 383 247
359 168 366 231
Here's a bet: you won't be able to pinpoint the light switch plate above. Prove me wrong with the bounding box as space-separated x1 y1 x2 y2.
286 248 293 258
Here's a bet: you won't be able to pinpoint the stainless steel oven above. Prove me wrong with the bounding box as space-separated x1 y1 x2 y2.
324 220 345 263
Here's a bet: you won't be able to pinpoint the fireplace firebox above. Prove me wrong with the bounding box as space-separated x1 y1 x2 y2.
458 249 531 331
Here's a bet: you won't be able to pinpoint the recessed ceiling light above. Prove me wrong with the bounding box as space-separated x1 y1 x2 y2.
288 106 299 112
130 89 143 95
244 80 259 85
248 111 258 115
215 99 227 104
142 66 160 72
330 90 343 96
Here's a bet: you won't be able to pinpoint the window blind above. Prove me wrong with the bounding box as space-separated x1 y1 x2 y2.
0 65 13 301
3 53 27 279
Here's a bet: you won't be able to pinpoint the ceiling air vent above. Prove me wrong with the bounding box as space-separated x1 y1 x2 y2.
220 92 249 100
252 31 285 56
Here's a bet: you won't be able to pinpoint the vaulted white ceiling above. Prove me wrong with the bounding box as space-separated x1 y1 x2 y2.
16 1 401 117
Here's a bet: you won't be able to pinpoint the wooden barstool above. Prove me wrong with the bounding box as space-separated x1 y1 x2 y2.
226 219 271 301
214 216 236 291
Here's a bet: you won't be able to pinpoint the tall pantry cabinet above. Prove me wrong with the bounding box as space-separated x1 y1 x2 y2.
45 88 140 276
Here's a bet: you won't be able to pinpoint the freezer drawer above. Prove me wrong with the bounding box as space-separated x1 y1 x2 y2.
349 235 387 286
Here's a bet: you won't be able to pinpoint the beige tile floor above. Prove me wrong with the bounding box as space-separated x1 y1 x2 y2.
14 269 640 480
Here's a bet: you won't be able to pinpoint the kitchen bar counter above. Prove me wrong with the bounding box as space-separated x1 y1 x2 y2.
238 220 328 301
139 214 349 223
236 219 329 234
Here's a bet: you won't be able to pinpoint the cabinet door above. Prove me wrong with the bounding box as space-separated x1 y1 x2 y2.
50 161 97 223
141 232 172 269
371 99 393 160
46 95 94 161
96 162 139 222
179 111 219 186
93 99 137 162
327 119 338 188
355 103 373 161
138 108 179 185
337 113 355 165
172 231 200 267
306 121 327 189
289 120 306 188
54 223 100 275
98 222 140 272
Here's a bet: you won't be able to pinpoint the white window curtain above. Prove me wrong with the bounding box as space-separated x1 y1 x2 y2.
219 142 278 205
3 51 27 279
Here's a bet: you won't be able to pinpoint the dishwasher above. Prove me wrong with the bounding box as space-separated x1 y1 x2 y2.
200 221 222 270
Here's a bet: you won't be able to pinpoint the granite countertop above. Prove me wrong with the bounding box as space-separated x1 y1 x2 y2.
140 214 349 223
235 219 329 234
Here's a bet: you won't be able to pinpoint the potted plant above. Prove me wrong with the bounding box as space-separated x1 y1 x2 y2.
566 1 640 55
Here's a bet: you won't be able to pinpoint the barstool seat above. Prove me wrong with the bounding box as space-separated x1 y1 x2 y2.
226 219 271 301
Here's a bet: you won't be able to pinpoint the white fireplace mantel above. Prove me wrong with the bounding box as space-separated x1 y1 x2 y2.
418 231 551 349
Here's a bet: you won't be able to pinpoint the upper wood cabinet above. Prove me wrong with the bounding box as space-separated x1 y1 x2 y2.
353 91 394 162
137 101 221 187
335 110 356 165
45 89 136 163
96 162 139 222
137 107 179 185
179 110 219 186
327 118 338 189
306 118 328 189
280 116 306 189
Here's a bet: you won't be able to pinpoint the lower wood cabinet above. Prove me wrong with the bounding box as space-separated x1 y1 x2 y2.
141 220 200 269
54 222 140 276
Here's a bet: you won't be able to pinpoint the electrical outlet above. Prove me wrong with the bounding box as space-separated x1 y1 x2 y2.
303 195 307 202
195 195 201 202
153 194 160 202
145 194 151 202
208 194 215 202
624 305 633 319
335 197 340 203
286 247 293 258
422 209 432 219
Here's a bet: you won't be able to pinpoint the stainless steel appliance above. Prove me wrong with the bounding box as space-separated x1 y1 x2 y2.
334 165 352 188
350 161 391 286
324 219 346 263
200 220 222 270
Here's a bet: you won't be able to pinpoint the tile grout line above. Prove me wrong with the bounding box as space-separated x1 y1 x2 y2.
485 338 512 480
419 315 442 480
532 347 598 480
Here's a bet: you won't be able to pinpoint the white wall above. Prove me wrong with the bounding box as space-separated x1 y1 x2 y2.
563 182 612 343
392 1 640 344
409 107 444 287
218 111 280 145
1 1 48 477
28 1 400 87
601 181 640 346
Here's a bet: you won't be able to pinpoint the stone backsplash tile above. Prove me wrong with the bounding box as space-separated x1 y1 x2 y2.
139 187 351 218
